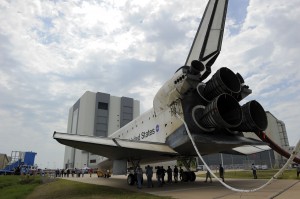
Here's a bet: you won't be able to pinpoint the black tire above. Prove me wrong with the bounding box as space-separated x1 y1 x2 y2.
182 172 189 182
127 174 135 185
189 172 196 182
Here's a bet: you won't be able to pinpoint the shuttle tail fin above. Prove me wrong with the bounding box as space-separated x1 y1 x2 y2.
185 0 228 80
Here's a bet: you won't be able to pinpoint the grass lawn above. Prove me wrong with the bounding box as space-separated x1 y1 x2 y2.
0 175 43 199
198 169 299 179
0 175 171 199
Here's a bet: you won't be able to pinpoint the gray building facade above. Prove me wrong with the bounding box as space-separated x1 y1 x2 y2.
63 91 139 169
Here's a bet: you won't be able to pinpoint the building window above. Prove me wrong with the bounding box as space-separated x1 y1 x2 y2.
98 102 108 110
90 159 96 163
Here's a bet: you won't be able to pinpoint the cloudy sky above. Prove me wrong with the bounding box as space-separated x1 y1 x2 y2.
0 0 299 169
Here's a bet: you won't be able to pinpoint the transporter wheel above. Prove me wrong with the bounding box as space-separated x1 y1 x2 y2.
182 172 189 182
127 174 135 185
182 172 196 182
189 172 196 182
97 170 104 178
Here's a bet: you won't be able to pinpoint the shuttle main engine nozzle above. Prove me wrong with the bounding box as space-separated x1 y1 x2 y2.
193 94 242 130
199 67 241 102
231 100 268 132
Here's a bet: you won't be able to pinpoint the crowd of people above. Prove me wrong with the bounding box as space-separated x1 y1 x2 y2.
136 165 185 189
55 168 94 178
135 164 234 189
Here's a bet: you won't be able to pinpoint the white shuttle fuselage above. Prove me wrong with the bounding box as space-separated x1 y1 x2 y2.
110 68 191 143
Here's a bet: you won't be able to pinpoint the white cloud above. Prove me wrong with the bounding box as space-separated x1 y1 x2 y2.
128 76 162 111
0 0 299 168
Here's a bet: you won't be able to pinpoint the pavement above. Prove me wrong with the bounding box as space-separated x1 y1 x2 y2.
61 174 300 199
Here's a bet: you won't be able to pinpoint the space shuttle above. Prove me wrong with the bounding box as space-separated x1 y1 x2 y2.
53 0 271 184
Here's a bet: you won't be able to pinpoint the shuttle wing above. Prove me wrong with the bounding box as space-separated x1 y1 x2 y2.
53 132 179 162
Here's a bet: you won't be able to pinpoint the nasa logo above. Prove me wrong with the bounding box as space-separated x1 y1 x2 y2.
156 124 159 132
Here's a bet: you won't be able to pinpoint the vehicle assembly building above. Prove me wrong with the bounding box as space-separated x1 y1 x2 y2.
63 91 140 169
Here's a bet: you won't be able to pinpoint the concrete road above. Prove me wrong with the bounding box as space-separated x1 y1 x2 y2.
62 174 300 199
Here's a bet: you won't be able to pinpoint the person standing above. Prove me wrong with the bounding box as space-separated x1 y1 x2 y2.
179 167 183 181
297 164 300 178
161 166 166 184
55 169 59 177
167 166 172 183
219 164 224 182
136 166 143 189
145 165 153 188
156 166 163 187
66 169 70 177
74 168 77 177
89 168 93 177
204 170 212 183
174 165 179 183
251 163 257 179
77 168 81 177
